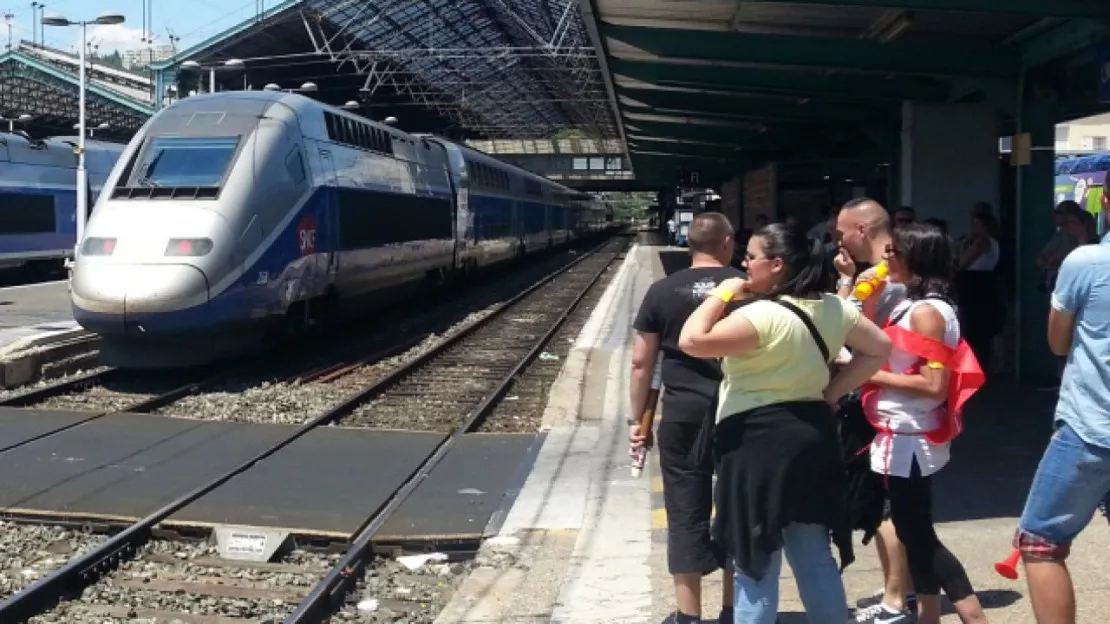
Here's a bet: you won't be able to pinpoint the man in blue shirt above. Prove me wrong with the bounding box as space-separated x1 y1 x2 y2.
1014 225 1110 622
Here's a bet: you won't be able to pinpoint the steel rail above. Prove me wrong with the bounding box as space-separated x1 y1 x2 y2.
0 233 612 455
0 235 620 623
283 238 626 622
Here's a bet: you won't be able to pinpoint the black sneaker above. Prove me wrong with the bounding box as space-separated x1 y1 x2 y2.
717 607 733 624
851 603 916 624
856 588 918 612
660 612 700 624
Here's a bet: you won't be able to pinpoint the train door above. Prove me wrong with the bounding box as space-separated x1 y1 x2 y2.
318 150 339 280
424 139 463 271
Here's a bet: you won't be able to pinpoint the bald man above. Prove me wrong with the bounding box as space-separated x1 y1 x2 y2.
834 197 916 622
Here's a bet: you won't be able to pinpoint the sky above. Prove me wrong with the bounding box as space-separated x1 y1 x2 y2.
2 0 276 55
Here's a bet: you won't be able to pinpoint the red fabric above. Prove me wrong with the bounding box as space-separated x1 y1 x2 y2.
860 324 985 445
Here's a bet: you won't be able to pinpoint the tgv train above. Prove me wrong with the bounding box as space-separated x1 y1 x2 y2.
0 133 124 275
70 91 613 367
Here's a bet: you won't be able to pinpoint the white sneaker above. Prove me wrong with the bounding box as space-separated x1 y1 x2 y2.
852 603 915 624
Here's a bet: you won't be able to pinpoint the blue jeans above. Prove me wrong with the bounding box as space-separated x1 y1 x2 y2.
733 523 847 623
1016 422 1110 560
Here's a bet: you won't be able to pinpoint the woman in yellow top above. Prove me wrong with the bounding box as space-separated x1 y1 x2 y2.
680 222 891 624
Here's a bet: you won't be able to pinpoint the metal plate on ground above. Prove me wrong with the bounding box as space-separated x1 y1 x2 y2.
167 428 444 537
0 413 293 521
0 407 94 448
377 433 541 541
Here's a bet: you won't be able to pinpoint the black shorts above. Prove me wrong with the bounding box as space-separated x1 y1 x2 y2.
658 416 721 576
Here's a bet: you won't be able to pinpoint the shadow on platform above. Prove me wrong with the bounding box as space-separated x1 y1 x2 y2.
931 381 1059 524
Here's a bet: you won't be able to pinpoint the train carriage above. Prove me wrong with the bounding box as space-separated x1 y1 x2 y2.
70 91 603 367
0 133 124 275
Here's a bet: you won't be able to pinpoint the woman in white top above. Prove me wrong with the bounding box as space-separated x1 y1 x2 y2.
863 223 989 624
955 209 1003 372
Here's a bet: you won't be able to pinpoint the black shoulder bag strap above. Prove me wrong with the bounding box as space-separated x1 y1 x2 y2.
774 298 831 363
688 297 758 472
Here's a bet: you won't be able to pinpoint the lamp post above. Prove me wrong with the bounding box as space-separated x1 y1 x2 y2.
1 113 32 131
261 81 318 94
181 58 244 93
74 121 109 137
42 11 125 256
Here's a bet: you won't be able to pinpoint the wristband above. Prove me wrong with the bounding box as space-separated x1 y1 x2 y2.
925 360 945 369
709 284 735 303
837 276 853 289
627 417 640 426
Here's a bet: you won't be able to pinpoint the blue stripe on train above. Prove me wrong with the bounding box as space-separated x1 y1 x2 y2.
74 184 576 335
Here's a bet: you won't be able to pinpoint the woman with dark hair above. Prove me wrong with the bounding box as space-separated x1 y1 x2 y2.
859 223 990 624
956 211 1003 372
679 223 892 623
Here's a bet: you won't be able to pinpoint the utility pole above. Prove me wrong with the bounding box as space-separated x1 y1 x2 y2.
4 13 13 50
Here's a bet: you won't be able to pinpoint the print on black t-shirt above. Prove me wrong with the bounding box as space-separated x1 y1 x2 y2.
633 266 745 423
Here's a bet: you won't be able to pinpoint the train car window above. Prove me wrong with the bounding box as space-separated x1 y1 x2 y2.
129 136 241 189
285 149 306 186
337 188 453 248
0 192 55 234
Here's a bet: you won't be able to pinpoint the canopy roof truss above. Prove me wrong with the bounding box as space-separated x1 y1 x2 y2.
301 0 620 138
0 51 152 142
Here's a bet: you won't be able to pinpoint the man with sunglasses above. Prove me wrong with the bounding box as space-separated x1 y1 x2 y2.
834 198 918 623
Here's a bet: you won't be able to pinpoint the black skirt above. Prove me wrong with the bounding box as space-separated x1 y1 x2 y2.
839 397 885 544
711 400 854 581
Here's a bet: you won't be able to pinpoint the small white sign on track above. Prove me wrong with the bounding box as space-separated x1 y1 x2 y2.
214 525 291 563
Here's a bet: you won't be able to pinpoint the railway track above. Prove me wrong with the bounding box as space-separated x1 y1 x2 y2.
0 233 617 438
0 234 629 623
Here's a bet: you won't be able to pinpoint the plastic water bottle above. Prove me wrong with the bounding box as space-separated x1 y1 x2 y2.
853 261 889 301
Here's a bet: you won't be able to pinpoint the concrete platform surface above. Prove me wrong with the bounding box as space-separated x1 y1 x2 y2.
435 241 1110 623
0 281 75 334
0 281 89 382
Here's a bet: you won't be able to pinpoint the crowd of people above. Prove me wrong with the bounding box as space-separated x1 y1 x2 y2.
630 198 1110 624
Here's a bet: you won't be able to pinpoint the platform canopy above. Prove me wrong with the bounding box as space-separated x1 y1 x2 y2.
153 0 621 142
0 48 154 142
579 0 1110 185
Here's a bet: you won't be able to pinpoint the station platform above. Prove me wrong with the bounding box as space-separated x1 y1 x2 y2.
0 280 80 343
435 238 1110 623
0 280 92 388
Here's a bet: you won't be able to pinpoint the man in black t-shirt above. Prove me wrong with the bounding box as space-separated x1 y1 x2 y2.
630 212 743 624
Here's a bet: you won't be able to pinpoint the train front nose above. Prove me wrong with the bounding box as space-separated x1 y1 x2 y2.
72 263 210 335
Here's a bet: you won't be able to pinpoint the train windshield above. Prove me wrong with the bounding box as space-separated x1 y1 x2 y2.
134 137 240 188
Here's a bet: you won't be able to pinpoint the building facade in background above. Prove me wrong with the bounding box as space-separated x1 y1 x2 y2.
122 44 174 70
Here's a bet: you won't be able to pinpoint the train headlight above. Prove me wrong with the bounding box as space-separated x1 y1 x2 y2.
82 237 117 256
164 238 214 257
